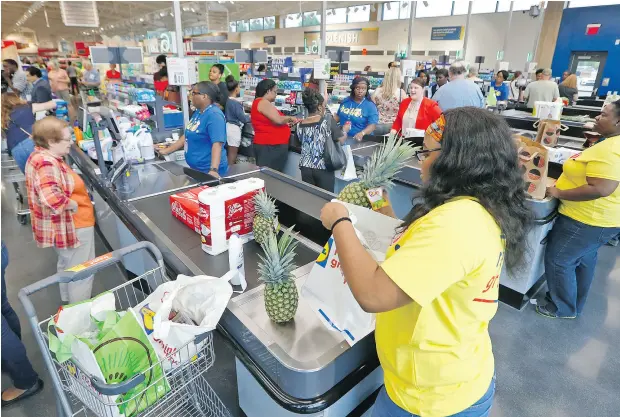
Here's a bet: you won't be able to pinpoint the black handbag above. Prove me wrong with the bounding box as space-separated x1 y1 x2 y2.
322 114 346 171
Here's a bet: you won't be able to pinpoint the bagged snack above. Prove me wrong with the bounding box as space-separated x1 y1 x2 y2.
516 136 549 200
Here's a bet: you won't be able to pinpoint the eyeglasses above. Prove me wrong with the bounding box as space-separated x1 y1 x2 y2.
414 148 441 161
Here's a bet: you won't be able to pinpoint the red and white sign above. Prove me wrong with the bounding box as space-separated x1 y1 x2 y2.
586 24 601 36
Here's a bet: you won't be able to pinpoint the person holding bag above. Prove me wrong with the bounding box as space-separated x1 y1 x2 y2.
320 109 531 417
296 88 346 192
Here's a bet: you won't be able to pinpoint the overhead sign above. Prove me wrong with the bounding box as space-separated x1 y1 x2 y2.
430 26 464 41
197 63 240 82
304 28 379 47
146 31 177 54
264 36 276 45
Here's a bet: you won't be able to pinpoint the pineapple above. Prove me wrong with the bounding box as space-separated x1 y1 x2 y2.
253 190 279 245
338 133 415 208
257 227 299 323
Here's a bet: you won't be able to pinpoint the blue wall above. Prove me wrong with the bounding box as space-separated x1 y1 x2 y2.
551 5 620 96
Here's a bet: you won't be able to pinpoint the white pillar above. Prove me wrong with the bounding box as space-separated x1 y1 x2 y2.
501 1 514 61
319 0 327 95
462 1 473 61
173 0 189 127
406 1 417 59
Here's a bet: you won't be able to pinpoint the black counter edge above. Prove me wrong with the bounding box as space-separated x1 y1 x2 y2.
71 146 381 413
217 324 381 414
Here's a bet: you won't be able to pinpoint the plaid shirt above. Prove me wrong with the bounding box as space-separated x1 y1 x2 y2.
25 147 79 249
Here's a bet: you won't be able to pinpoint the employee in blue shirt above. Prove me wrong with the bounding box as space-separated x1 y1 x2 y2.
493 70 510 102
333 77 378 145
160 81 227 177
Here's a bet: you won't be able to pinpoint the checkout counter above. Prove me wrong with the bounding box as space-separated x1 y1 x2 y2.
69 145 383 417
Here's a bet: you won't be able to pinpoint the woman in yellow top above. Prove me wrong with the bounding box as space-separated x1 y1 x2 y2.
321 108 530 417
538 100 620 319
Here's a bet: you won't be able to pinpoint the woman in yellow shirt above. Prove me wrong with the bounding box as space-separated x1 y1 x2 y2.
321 108 530 417
537 100 620 319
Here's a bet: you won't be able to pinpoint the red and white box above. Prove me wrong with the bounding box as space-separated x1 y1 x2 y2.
169 186 210 233
198 178 265 256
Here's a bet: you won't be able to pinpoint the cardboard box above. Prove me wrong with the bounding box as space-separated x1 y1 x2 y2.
169 186 210 233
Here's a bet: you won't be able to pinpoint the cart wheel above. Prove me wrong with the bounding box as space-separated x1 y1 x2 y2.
18 214 28 225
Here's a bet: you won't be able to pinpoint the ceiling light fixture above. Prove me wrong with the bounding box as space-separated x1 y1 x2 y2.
140 18 144 22
160 12 166 17
386 3 392 10
354 7 359 12
402 2 409 8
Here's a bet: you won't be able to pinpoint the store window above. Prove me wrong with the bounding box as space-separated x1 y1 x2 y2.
250 17 264 31
326 7 347 24
452 1 498 15
568 0 618 7
303 11 321 26
285 13 302 28
237 20 249 32
497 0 545 12
229 21 237 32
382 2 401 20
416 1 452 18
264 16 276 29
347 4 371 23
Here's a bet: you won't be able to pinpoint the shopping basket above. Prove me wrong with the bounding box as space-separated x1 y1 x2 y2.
19 241 232 417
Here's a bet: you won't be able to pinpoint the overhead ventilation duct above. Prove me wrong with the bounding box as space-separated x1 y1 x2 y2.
60 0 100 27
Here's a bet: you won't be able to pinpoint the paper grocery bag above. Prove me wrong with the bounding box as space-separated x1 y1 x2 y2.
516 136 549 200
301 200 402 345
534 119 568 147
335 145 357 181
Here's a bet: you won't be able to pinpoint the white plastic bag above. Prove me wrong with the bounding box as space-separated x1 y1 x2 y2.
133 272 234 370
301 200 402 345
335 145 357 181
122 132 142 162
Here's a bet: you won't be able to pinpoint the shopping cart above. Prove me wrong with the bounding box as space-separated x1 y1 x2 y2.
1 147 30 225
19 241 232 417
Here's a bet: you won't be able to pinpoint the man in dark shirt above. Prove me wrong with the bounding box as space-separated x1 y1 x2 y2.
26 67 53 103
208 63 228 110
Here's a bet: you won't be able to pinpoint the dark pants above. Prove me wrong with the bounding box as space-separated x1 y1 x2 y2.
69 77 79 95
254 144 289 173
543 215 620 317
1 241 39 390
300 167 335 193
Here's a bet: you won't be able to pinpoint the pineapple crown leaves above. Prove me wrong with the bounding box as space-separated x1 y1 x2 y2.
254 189 278 218
257 226 299 285
360 132 416 189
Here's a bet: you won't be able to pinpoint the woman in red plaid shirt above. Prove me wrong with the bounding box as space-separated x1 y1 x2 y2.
25 117 95 304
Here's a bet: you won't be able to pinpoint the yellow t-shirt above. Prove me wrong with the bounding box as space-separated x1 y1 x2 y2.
376 198 504 417
556 135 620 227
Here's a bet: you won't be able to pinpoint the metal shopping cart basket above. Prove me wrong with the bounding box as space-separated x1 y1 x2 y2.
1 145 30 224
19 241 232 417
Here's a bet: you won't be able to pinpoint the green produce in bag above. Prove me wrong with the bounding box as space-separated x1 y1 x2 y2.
486 87 497 107
94 310 170 416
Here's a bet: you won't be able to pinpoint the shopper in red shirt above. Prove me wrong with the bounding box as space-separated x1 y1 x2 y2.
250 79 297 172
392 77 442 136
105 63 121 84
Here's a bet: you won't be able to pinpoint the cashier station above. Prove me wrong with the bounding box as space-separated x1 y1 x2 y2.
70 97 601 416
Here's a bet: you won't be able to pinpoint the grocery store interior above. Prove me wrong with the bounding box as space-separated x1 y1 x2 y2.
1 1 620 417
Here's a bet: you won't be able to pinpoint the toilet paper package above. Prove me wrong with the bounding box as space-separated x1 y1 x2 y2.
198 178 264 256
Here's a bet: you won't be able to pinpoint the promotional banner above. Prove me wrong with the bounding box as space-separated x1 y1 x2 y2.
430 26 464 41
197 63 240 81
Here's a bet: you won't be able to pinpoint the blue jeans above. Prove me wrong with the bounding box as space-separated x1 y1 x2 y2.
1 241 39 390
544 214 620 317
10 138 35 174
371 376 495 417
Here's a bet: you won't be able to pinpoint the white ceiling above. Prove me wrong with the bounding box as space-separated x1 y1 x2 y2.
1 1 378 42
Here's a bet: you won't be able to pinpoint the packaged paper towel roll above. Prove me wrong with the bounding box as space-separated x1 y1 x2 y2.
198 178 265 256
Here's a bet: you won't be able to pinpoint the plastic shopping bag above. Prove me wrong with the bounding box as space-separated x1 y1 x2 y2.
133 272 234 370
335 145 357 181
48 293 170 417
301 201 402 345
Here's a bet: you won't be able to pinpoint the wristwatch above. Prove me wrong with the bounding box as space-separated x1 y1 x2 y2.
209 168 218 173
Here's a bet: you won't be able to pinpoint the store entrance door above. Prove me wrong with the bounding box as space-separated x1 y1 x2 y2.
569 51 607 97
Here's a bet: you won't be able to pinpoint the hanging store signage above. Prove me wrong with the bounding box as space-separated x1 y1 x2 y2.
304 28 379 47
146 31 177 54
264 36 276 45
430 26 464 41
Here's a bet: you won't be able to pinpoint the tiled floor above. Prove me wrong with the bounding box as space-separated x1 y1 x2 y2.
2 179 619 417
